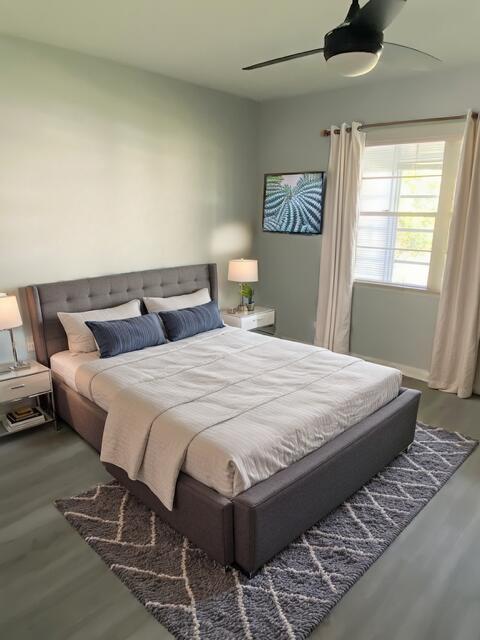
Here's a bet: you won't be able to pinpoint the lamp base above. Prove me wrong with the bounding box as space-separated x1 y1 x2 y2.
5 329 30 372
10 360 30 371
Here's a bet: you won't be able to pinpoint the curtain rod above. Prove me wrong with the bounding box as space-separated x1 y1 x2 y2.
321 112 478 137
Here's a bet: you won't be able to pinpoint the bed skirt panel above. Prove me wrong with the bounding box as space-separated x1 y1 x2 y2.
54 376 106 452
105 463 235 566
54 378 235 565
54 378 420 574
232 387 420 574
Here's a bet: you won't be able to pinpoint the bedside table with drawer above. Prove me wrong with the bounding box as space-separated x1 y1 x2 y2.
0 362 56 438
222 306 276 334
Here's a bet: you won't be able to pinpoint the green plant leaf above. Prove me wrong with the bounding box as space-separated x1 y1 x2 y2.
240 284 253 301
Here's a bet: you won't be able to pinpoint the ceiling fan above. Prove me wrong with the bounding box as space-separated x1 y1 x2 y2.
243 0 440 78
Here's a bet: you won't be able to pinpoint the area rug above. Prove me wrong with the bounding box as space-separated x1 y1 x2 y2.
56 424 477 640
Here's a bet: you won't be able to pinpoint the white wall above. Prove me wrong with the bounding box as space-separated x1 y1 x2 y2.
255 66 480 375
0 36 258 362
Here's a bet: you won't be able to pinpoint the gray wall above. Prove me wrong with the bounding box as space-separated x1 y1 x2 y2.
0 36 258 362
2 35 479 377
255 66 480 375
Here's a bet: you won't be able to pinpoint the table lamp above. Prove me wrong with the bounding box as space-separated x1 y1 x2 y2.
228 259 258 313
0 293 29 371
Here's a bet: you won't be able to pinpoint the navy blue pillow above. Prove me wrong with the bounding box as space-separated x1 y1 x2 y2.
86 313 167 358
159 301 224 342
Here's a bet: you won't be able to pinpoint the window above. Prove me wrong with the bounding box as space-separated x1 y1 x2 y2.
354 135 461 290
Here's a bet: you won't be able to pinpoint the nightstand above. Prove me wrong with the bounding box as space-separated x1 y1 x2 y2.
0 362 56 439
222 306 276 335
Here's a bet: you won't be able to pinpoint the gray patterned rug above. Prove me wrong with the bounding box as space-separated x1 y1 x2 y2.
56 424 477 640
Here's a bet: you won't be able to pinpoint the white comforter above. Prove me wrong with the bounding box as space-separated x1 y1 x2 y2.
74 327 401 510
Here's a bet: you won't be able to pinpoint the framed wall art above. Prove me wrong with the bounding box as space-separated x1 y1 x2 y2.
262 171 325 235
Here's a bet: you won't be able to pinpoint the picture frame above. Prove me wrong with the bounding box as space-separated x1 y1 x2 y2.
262 171 325 235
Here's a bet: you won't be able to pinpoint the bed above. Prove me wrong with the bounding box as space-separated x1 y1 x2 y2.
26 263 420 576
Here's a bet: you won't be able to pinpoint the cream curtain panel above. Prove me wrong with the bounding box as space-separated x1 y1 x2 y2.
314 122 365 353
429 111 480 398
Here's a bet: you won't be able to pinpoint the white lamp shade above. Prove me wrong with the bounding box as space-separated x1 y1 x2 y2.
0 294 23 330
228 259 258 283
326 51 381 77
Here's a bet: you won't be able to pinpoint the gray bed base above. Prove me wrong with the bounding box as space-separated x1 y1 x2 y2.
26 263 421 575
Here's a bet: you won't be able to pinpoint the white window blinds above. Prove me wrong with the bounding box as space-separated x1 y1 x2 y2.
354 135 461 290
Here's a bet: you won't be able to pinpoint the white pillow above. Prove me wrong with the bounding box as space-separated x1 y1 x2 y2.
58 299 141 353
143 288 211 313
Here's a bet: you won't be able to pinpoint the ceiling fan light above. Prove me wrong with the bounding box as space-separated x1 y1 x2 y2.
326 50 381 77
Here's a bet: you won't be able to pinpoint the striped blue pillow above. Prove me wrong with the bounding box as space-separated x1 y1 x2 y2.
86 313 167 358
159 301 224 342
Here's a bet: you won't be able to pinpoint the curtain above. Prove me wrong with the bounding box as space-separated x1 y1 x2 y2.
429 111 480 398
314 122 365 353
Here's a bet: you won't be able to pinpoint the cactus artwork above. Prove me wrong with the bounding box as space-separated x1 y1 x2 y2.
263 172 324 235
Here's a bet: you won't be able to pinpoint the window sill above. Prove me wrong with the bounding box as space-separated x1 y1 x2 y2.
353 279 440 295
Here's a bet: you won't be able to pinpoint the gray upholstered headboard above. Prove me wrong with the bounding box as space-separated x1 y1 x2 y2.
25 263 218 366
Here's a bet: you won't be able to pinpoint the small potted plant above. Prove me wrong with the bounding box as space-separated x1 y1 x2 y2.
240 283 255 312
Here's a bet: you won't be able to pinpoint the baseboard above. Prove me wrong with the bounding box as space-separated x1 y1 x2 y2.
350 353 429 382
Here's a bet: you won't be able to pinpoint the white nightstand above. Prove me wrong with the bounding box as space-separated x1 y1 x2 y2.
222 306 275 334
0 362 56 439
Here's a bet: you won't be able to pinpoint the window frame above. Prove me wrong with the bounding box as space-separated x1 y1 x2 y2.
354 129 462 293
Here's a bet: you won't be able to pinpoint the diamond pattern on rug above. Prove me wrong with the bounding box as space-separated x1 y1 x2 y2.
56 424 477 640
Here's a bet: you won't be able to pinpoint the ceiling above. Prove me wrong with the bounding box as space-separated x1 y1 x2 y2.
0 0 478 101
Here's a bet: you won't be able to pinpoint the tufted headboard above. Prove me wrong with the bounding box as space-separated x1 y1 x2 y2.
25 263 218 366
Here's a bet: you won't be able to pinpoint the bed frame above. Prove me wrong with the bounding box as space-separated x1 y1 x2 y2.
25 263 421 576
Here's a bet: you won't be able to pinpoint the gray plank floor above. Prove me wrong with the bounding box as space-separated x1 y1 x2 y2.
1 377 479 640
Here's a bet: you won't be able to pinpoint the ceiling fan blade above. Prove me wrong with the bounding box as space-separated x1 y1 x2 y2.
242 47 324 71
383 42 441 63
344 0 361 22
377 42 441 74
351 0 406 32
